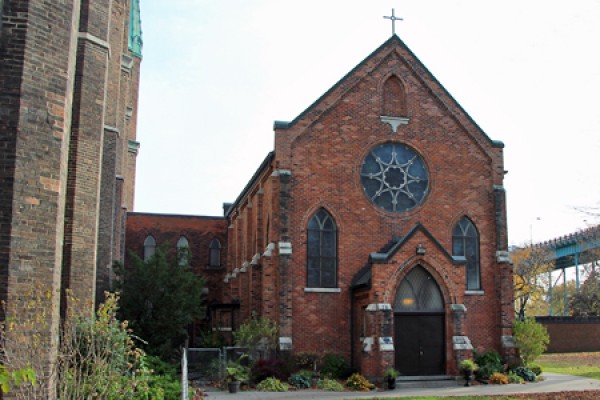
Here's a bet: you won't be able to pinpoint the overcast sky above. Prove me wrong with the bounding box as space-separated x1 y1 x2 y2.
134 0 600 247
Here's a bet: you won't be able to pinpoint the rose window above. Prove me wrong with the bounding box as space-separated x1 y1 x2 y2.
360 142 429 212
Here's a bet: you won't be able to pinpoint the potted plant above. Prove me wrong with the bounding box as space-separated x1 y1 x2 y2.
226 362 249 393
383 368 400 390
459 359 478 387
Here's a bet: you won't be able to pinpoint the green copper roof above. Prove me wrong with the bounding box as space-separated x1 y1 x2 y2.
128 0 143 58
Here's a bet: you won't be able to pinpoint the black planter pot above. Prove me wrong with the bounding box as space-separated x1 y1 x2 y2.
228 381 241 393
387 377 396 390
463 371 474 386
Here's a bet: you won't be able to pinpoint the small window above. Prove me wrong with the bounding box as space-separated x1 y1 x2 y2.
382 75 407 117
177 236 189 266
209 238 221 267
307 208 337 288
452 217 480 290
143 235 156 261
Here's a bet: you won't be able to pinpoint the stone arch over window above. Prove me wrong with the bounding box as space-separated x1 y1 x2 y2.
209 238 221 268
177 236 189 266
452 217 481 290
143 235 156 261
382 75 407 117
307 208 337 288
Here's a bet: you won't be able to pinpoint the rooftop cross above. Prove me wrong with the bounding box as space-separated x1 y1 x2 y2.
383 8 403 35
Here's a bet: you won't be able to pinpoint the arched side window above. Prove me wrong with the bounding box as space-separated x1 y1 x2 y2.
177 236 189 266
307 208 337 288
382 75 407 117
143 235 156 261
209 238 221 268
452 217 481 290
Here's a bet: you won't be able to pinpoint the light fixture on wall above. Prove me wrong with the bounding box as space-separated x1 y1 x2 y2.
416 244 426 255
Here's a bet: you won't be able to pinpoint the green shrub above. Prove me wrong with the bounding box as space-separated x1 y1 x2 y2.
317 378 344 391
256 377 288 392
288 373 311 389
0 365 36 394
488 372 509 384
459 359 478 372
145 355 177 376
508 373 524 384
529 364 543 376
320 354 349 379
294 369 314 379
138 355 186 400
514 366 537 382
513 317 550 366
474 350 503 379
294 352 320 371
345 373 374 391
234 317 278 359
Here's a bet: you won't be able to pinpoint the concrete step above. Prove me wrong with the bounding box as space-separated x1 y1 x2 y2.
395 375 460 389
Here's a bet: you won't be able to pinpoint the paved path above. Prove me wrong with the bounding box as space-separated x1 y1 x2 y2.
204 373 600 399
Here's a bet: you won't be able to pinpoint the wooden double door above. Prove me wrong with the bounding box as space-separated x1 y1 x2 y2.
394 313 445 375
393 266 446 375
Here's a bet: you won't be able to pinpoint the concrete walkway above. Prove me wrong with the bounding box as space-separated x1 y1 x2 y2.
204 373 600 399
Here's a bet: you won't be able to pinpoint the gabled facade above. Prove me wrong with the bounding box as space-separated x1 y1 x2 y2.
127 34 515 378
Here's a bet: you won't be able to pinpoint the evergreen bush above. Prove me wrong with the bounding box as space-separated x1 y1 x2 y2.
474 350 503 379
320 354 349 379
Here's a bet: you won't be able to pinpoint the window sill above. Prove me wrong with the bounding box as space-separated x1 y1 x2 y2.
465 290 484 296
205 265 224 270
304 288 341 293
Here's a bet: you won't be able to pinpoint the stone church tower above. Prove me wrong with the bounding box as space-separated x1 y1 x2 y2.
125 35 516 378
0 0 142 394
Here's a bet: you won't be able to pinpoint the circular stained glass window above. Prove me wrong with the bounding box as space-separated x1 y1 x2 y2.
360 142 429 212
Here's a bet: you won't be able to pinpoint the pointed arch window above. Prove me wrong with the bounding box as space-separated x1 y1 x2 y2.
143 235 156 261
209 238 221 268
452 217 481 290
307 208 337 288
394 266 444 312
382 75 407 117
177 236 189 266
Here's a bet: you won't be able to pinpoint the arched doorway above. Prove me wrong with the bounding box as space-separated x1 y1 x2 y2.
394 266 445 375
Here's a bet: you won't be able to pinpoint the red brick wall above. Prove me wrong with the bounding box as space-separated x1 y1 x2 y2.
126 213 228 305
537 317 600 353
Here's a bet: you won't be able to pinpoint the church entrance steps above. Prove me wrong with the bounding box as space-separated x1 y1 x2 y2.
395 375 459 389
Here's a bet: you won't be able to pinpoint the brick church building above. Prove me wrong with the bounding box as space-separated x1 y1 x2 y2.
1 0 142 395
127 34 516 378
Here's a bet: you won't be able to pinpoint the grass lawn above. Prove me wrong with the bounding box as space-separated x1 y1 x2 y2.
369 398 525 400
537 352 600 380
364 352 600 400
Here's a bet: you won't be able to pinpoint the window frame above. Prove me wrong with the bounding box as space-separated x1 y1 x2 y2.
177 236 189 266
208 238 222 268
452 217 481 290
143 235 156 262
306 208 338 288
